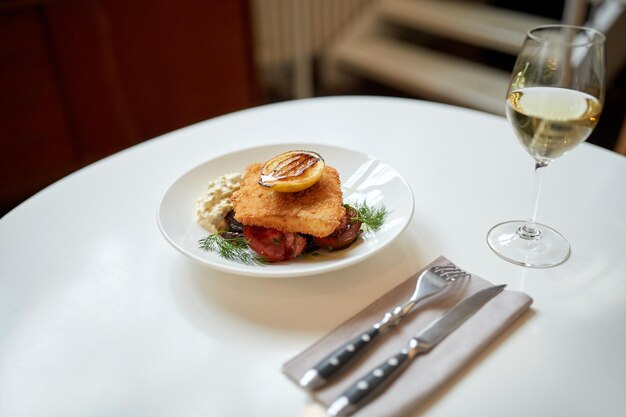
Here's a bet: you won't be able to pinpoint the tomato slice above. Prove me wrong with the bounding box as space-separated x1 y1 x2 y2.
243 225 306 262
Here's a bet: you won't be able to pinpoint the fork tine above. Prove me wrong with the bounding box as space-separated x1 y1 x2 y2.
432 265 471 280
443 272 471 281
432 266 462 276
432 265 461 272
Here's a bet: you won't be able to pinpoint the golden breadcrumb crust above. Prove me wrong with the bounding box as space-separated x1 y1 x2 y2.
232 163 345 237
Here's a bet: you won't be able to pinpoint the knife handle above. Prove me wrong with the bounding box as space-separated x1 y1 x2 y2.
299 327 380 390
327 351 411 417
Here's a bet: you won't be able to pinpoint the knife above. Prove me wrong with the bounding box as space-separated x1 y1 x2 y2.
326 284 506 417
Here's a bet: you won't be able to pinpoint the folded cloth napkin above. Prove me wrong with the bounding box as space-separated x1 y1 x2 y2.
282 256 533 417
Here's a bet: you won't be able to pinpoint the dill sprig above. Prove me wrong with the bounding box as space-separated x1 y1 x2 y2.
351 202 389 232
198 234 266 266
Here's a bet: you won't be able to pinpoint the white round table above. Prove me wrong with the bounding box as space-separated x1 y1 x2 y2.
1 96 625 417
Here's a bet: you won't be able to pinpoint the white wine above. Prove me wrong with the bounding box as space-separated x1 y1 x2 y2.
506 87 602 160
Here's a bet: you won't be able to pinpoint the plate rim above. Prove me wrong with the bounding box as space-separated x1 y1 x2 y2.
157 142 414 278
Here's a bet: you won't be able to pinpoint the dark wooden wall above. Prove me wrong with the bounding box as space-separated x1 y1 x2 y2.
0 0 259 215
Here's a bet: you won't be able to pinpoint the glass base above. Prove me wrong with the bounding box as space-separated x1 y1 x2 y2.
486 221 570 268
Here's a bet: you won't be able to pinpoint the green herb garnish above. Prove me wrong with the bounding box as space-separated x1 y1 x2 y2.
198 234 266 266
351 202 389 232
197 202 388 265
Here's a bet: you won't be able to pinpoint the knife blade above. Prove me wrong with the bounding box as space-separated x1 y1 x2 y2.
326 284 506 417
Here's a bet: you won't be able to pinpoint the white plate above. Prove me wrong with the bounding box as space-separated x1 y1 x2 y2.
157 144 414 277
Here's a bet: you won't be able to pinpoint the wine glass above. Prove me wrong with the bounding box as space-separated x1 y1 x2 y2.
487 25 605 268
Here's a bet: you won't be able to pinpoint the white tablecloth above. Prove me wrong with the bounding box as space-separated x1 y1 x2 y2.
1 96 625 417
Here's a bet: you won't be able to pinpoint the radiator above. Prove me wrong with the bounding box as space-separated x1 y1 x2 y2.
251 0 376 97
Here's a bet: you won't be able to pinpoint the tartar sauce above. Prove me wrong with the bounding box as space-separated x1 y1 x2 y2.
196 173 242 233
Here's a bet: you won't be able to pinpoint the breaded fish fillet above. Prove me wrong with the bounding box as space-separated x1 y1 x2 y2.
232 163 345 237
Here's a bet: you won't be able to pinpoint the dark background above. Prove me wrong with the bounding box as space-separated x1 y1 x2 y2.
1 0 623 217
1 0 259 216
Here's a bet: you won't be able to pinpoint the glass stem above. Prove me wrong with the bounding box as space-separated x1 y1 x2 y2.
518 160 549 240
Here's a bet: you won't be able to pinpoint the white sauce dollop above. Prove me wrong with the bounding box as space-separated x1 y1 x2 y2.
196 173 242 233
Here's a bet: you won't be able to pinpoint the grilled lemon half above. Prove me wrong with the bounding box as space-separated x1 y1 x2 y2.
258 150 325 192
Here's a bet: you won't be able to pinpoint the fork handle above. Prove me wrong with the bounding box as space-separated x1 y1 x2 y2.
299 327 380 390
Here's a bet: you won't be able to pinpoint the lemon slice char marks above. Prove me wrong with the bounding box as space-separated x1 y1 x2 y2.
258 150 325 192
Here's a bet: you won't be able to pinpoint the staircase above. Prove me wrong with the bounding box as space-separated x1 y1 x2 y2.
321 0 564 116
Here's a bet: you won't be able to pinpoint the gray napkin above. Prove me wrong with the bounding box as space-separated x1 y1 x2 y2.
282 256 533 417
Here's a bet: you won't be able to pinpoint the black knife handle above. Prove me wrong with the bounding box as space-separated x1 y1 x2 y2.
302 327 380 389
327 351 411 417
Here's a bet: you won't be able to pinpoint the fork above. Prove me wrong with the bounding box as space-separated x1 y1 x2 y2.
298 265 470 390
